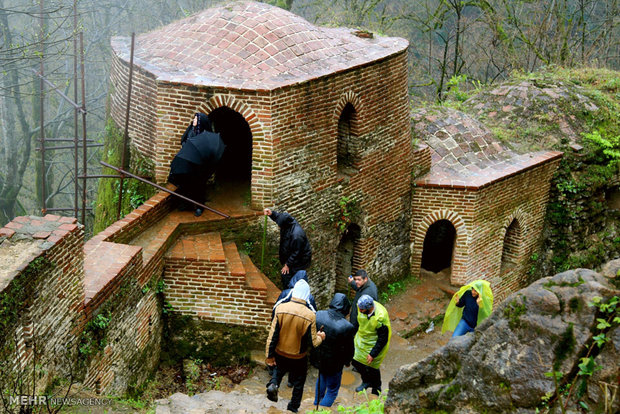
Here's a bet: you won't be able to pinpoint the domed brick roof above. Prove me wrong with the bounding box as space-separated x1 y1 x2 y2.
111 1 408 91
412 107 562 188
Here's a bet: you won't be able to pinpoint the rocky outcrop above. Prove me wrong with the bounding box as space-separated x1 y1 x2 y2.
386 268 619 413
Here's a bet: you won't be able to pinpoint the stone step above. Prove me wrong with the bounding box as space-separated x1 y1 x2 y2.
239 252 280 306
166 232 225 262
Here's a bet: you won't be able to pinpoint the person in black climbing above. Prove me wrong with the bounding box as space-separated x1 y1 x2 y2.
168 112 225 217
310 293 355 408
347 269 378 331
263 208 312 288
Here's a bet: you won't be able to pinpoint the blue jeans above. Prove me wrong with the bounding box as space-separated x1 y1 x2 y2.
452 319 475 337
313 371 343 407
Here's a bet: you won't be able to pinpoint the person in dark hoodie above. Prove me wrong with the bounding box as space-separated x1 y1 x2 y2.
264 208 312 288
168 113 225 216
347 269 378 331
310 293 355 408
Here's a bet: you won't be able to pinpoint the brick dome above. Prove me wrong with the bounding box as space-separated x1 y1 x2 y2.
111 1 408 90
412 107 562 188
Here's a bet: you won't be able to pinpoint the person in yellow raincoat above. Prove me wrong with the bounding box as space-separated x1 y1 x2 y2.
442 280 493 337
352 295 391 395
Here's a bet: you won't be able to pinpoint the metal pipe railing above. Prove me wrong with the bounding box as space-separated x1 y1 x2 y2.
100 161 230 219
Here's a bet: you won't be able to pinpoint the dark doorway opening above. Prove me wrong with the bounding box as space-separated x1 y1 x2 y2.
209 107 252 191
500 219 521 273
335 224 362 291
421 220 456 273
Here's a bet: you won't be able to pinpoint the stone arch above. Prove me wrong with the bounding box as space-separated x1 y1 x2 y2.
413 210 469 284
196 95 269 208
499 208 529 274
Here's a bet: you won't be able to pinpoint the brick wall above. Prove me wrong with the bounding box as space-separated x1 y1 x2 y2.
0 189 171 396
0 215 84 391
110 47 413 303
411 158 562 302
109 52 158 160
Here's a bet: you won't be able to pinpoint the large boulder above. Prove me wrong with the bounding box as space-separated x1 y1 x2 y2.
386 268 619 413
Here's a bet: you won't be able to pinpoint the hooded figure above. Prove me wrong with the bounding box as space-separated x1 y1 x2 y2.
266 278 325 412
264 209 312 288
168 113 225 216
272 271 317 319
310 293 355 408
442 279 493 337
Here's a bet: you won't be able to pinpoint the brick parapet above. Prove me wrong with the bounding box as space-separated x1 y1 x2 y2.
0 214 84 387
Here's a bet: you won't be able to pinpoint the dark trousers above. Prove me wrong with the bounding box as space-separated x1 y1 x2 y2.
268 353 308 412
314 370 343 407
352 359 382 391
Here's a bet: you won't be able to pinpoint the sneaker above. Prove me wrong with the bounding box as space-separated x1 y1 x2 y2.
266 383 278 402
286 406 298 413
194 208 203 217
355 382 371 392
287 380 293 388
371 387 381 396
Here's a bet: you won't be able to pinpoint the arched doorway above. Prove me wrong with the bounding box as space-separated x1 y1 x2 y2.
335 224 362 291
208 107 252 197
421 219 456 274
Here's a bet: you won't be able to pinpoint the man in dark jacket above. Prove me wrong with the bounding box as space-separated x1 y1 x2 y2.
310 293 355 408
347 269 378 331
264 208 312 288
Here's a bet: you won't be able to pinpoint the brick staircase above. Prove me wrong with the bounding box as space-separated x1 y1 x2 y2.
165 232 279 327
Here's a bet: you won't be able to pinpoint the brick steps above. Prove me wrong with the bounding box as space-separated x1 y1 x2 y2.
166 232 280 311
239 253 280 306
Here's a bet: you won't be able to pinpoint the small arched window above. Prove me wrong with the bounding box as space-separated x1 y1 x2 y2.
501 219 522 273
337 103 359 176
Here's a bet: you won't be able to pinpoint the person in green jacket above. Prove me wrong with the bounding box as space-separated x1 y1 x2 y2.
352 295 391 395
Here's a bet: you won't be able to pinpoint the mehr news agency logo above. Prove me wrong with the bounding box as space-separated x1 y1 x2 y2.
10 395 112 407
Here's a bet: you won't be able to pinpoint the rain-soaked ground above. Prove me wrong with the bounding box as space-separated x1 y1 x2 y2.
215 268 456 413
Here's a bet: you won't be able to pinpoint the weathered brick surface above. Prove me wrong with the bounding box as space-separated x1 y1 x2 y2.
164 233 275 327
0 215 84 389
108 3 413 305
411 159 562 301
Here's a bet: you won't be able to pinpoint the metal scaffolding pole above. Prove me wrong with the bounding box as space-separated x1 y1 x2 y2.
117 32 136 221
39 0 46 214
80 31 87 225
73 0 79 218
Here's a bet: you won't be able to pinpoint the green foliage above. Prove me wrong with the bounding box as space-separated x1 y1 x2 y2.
583 129 620 167
380 274 421 303
308 391 385 413
79 311 111 357
503 297 527 330
93 119 156 234
184 358 201 396
445 74 470 102
330 196 361 234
